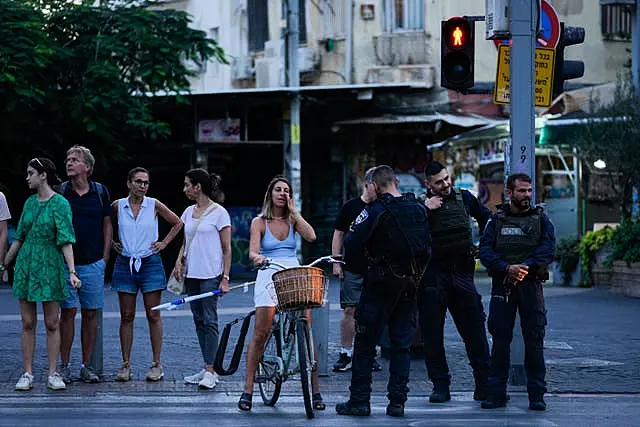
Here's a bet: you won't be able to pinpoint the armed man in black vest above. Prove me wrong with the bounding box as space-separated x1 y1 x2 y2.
479 173 555 411
418 161 492 404
336 165 431 418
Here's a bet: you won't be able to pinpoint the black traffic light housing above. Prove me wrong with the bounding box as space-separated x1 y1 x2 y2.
441 17 475 92
552 23 585 99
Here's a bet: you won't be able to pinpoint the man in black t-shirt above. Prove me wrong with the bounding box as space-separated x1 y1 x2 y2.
331 168 382 372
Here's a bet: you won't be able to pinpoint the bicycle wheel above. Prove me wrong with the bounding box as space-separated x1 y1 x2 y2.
296 318 314 419
258 325 283 406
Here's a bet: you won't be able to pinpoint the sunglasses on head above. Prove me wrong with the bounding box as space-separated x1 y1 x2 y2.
30 158 43 168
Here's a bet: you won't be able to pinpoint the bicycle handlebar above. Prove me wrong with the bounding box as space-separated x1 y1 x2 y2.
257 255 345 271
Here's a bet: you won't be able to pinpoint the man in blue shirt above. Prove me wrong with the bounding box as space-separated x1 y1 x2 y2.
59 145 113 383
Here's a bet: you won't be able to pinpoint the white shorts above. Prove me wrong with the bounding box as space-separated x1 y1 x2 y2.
253 257 300 308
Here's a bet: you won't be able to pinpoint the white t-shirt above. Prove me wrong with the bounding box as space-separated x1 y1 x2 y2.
180 203 231 279
0 192 11 222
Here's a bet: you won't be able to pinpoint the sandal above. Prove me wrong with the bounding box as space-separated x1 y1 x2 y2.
313 393 326 410
238 392 253 411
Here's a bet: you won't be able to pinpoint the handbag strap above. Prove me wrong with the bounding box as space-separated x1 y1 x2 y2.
184 202 218 257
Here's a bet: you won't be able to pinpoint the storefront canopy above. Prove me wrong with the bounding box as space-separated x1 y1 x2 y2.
333 113 500 129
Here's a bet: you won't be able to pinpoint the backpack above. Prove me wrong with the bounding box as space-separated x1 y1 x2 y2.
59 181 105 209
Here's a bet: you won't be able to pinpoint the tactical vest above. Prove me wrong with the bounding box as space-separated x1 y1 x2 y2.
375 193 431 278
428 189 473 256
493 207 543 264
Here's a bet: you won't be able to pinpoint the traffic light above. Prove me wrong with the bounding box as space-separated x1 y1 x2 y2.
441 16 475 92
552 23 585 99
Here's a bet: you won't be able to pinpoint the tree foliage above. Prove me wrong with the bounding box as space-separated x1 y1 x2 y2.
0 0 227 187
575 74 640 216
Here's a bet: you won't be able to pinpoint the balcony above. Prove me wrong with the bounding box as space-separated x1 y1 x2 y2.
373 31 432 66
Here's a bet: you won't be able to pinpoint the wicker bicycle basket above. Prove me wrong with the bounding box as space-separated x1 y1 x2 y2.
271 266 327 311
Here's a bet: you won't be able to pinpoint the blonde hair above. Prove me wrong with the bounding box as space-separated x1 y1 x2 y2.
66 145 95 176
261 175 292 220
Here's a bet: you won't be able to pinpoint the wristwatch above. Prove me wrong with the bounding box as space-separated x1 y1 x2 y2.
0 265 5 272
223 274 230 281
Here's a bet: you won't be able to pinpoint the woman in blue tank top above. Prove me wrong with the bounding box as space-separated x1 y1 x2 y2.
238 175 325 412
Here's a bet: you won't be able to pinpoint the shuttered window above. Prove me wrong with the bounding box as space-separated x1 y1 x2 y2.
248 0 269 52
601 4 632 41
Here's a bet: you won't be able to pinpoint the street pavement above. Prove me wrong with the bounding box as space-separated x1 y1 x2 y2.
0 275 639 425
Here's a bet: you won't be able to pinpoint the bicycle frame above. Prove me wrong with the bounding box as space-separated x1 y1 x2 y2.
262 309 315 382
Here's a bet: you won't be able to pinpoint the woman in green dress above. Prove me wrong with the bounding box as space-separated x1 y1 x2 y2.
1 158 81 391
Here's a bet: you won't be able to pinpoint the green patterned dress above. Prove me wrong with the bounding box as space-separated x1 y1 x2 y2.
12 194 76 302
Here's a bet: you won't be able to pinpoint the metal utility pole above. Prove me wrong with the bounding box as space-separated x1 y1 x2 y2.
284 0 302 229
505 0 537 386
632 1 640 218
284 0 329 376
633 1 640 96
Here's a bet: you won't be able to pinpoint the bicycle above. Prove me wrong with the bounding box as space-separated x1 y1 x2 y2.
214 255 342 419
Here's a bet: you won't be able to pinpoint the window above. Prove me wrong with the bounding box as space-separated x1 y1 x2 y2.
601 5 632 41
384 0 424 32
248 0 269 52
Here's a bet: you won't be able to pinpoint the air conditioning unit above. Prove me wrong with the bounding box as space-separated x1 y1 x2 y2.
231 56 254 80
486 0 510 40
298 47 318 73
255 58 285 88
264 40 285 58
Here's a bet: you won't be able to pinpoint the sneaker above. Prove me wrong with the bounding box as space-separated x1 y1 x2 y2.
47 372 67 390
59 363 72 384
15 372 34 391
80 366 100 383
372 359 383 372
184 369 206 385
336 401 371 416
116 362 131 382
198 371 217 389
146 362 164 382
332 353 352 372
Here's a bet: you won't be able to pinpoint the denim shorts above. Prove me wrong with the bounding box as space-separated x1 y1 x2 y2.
62 259 106 310
112 254 166 295
340 270 364 308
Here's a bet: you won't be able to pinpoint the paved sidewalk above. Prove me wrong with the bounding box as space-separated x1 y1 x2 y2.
0 276 639 396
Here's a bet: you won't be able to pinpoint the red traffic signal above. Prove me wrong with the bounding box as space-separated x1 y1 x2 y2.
441 17 475 92
443 17 471 50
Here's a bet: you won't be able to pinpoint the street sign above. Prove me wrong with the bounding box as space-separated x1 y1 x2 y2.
538 0 561 48
493 0 560 49
494 45 556 107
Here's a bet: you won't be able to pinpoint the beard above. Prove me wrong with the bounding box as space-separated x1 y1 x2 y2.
513 197 531 209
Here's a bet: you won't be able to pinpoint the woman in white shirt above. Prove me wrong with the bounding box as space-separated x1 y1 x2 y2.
111 167 183 382
173 169 232 390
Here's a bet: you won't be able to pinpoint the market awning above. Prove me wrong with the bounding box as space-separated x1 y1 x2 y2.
540 82 616 116
333 113 500 128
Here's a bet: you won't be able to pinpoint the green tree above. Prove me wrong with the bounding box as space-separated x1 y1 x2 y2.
575 74 640 217
0 0 227 185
